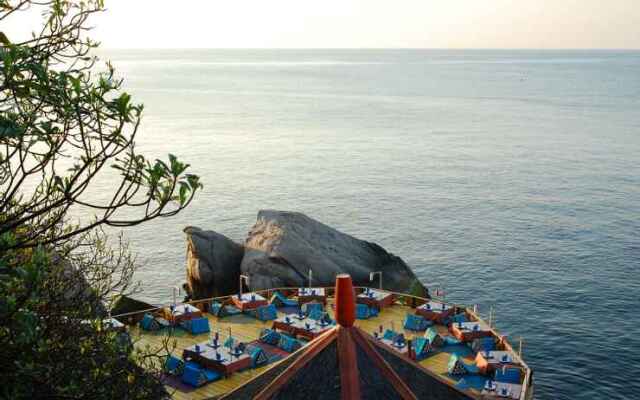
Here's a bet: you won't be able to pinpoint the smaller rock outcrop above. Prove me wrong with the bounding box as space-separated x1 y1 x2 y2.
184 226 244 299
111 295 155 322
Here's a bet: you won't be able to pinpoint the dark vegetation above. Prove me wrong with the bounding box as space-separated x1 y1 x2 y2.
0 1 202 398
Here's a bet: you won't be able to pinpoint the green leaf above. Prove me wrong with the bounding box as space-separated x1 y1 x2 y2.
15 86 29 98
186 174 202 190
0 116 24 138
168 154 188 176
0 31 11 46
114 93 131 118
53 176 64 191
179 182 189 205
69 76 81 94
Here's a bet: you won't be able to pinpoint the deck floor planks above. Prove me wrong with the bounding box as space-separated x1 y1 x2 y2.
132 312 281 399
132 299 474 399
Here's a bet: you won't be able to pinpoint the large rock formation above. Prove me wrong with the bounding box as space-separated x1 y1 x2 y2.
240 210 427 296
184 226 244 299
184 211 428 299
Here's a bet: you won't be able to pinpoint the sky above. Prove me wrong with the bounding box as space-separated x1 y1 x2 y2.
4 0 640 49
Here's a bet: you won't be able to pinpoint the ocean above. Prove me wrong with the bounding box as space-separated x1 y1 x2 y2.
98 49 640 399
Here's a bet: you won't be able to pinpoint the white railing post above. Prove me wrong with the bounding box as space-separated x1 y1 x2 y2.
370 271 382 290
172 286 180 306
489 306 494 328
519 337 524 358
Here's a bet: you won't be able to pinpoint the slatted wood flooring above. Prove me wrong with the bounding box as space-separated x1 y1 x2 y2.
353 303 479 394
132 313 277 400
132 300 480 399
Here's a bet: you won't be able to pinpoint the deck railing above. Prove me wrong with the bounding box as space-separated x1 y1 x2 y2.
111 286 453 320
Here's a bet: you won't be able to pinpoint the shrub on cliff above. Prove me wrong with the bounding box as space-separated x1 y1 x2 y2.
0 1 202 398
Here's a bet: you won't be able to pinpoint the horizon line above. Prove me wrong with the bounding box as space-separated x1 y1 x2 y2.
98 47 640 51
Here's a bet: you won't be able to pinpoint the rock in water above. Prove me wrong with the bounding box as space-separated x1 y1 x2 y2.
184 226 244 299
241 210 428 296
111 295 155 322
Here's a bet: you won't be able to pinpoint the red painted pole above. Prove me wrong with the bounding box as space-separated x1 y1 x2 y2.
334 274 356 328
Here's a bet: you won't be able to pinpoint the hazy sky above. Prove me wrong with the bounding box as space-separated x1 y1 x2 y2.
5 0 640 49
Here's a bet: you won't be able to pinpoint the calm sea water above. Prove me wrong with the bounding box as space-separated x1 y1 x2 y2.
98 49 639 399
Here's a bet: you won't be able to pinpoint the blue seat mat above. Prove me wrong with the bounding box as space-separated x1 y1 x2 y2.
246 346 269 367
448 353 480 376
425 327 444 346
181 363 221 387
140 313 162 331
190 318 210 334
414 337 433 360
444 336 462 346
403 314 429 331
454 375 489 390
185 361 200 369
254 304 278 321
259 329 281 346
165 355 184 374
202 369 221 382
210 302 242 317
382 329 398 341
302 302 324 315
495 367 521 384
271 291 298 307
356 304 370 319
308 309 325 321
249 340 290 364
181 365 204 387
278 335 301 353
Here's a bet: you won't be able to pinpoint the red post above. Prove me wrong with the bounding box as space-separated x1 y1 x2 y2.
334 274 356 328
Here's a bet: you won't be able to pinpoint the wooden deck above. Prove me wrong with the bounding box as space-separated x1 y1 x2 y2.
132 312 276 400
130 296 514 399
353 303 481 396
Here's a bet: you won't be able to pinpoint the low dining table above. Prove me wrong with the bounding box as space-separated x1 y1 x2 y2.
449 320 493 342
356 288 396 309
99 317 126 332
415 300 454 323
231 292 269 311
297 287 327 305
183 341 252 377
272 314 333 340
475 350 518 374
481 381 523 399
163 303 203 324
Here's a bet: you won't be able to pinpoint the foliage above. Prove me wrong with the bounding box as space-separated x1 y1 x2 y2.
0 232 173 399
0 1 202 398
0 0 202 250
